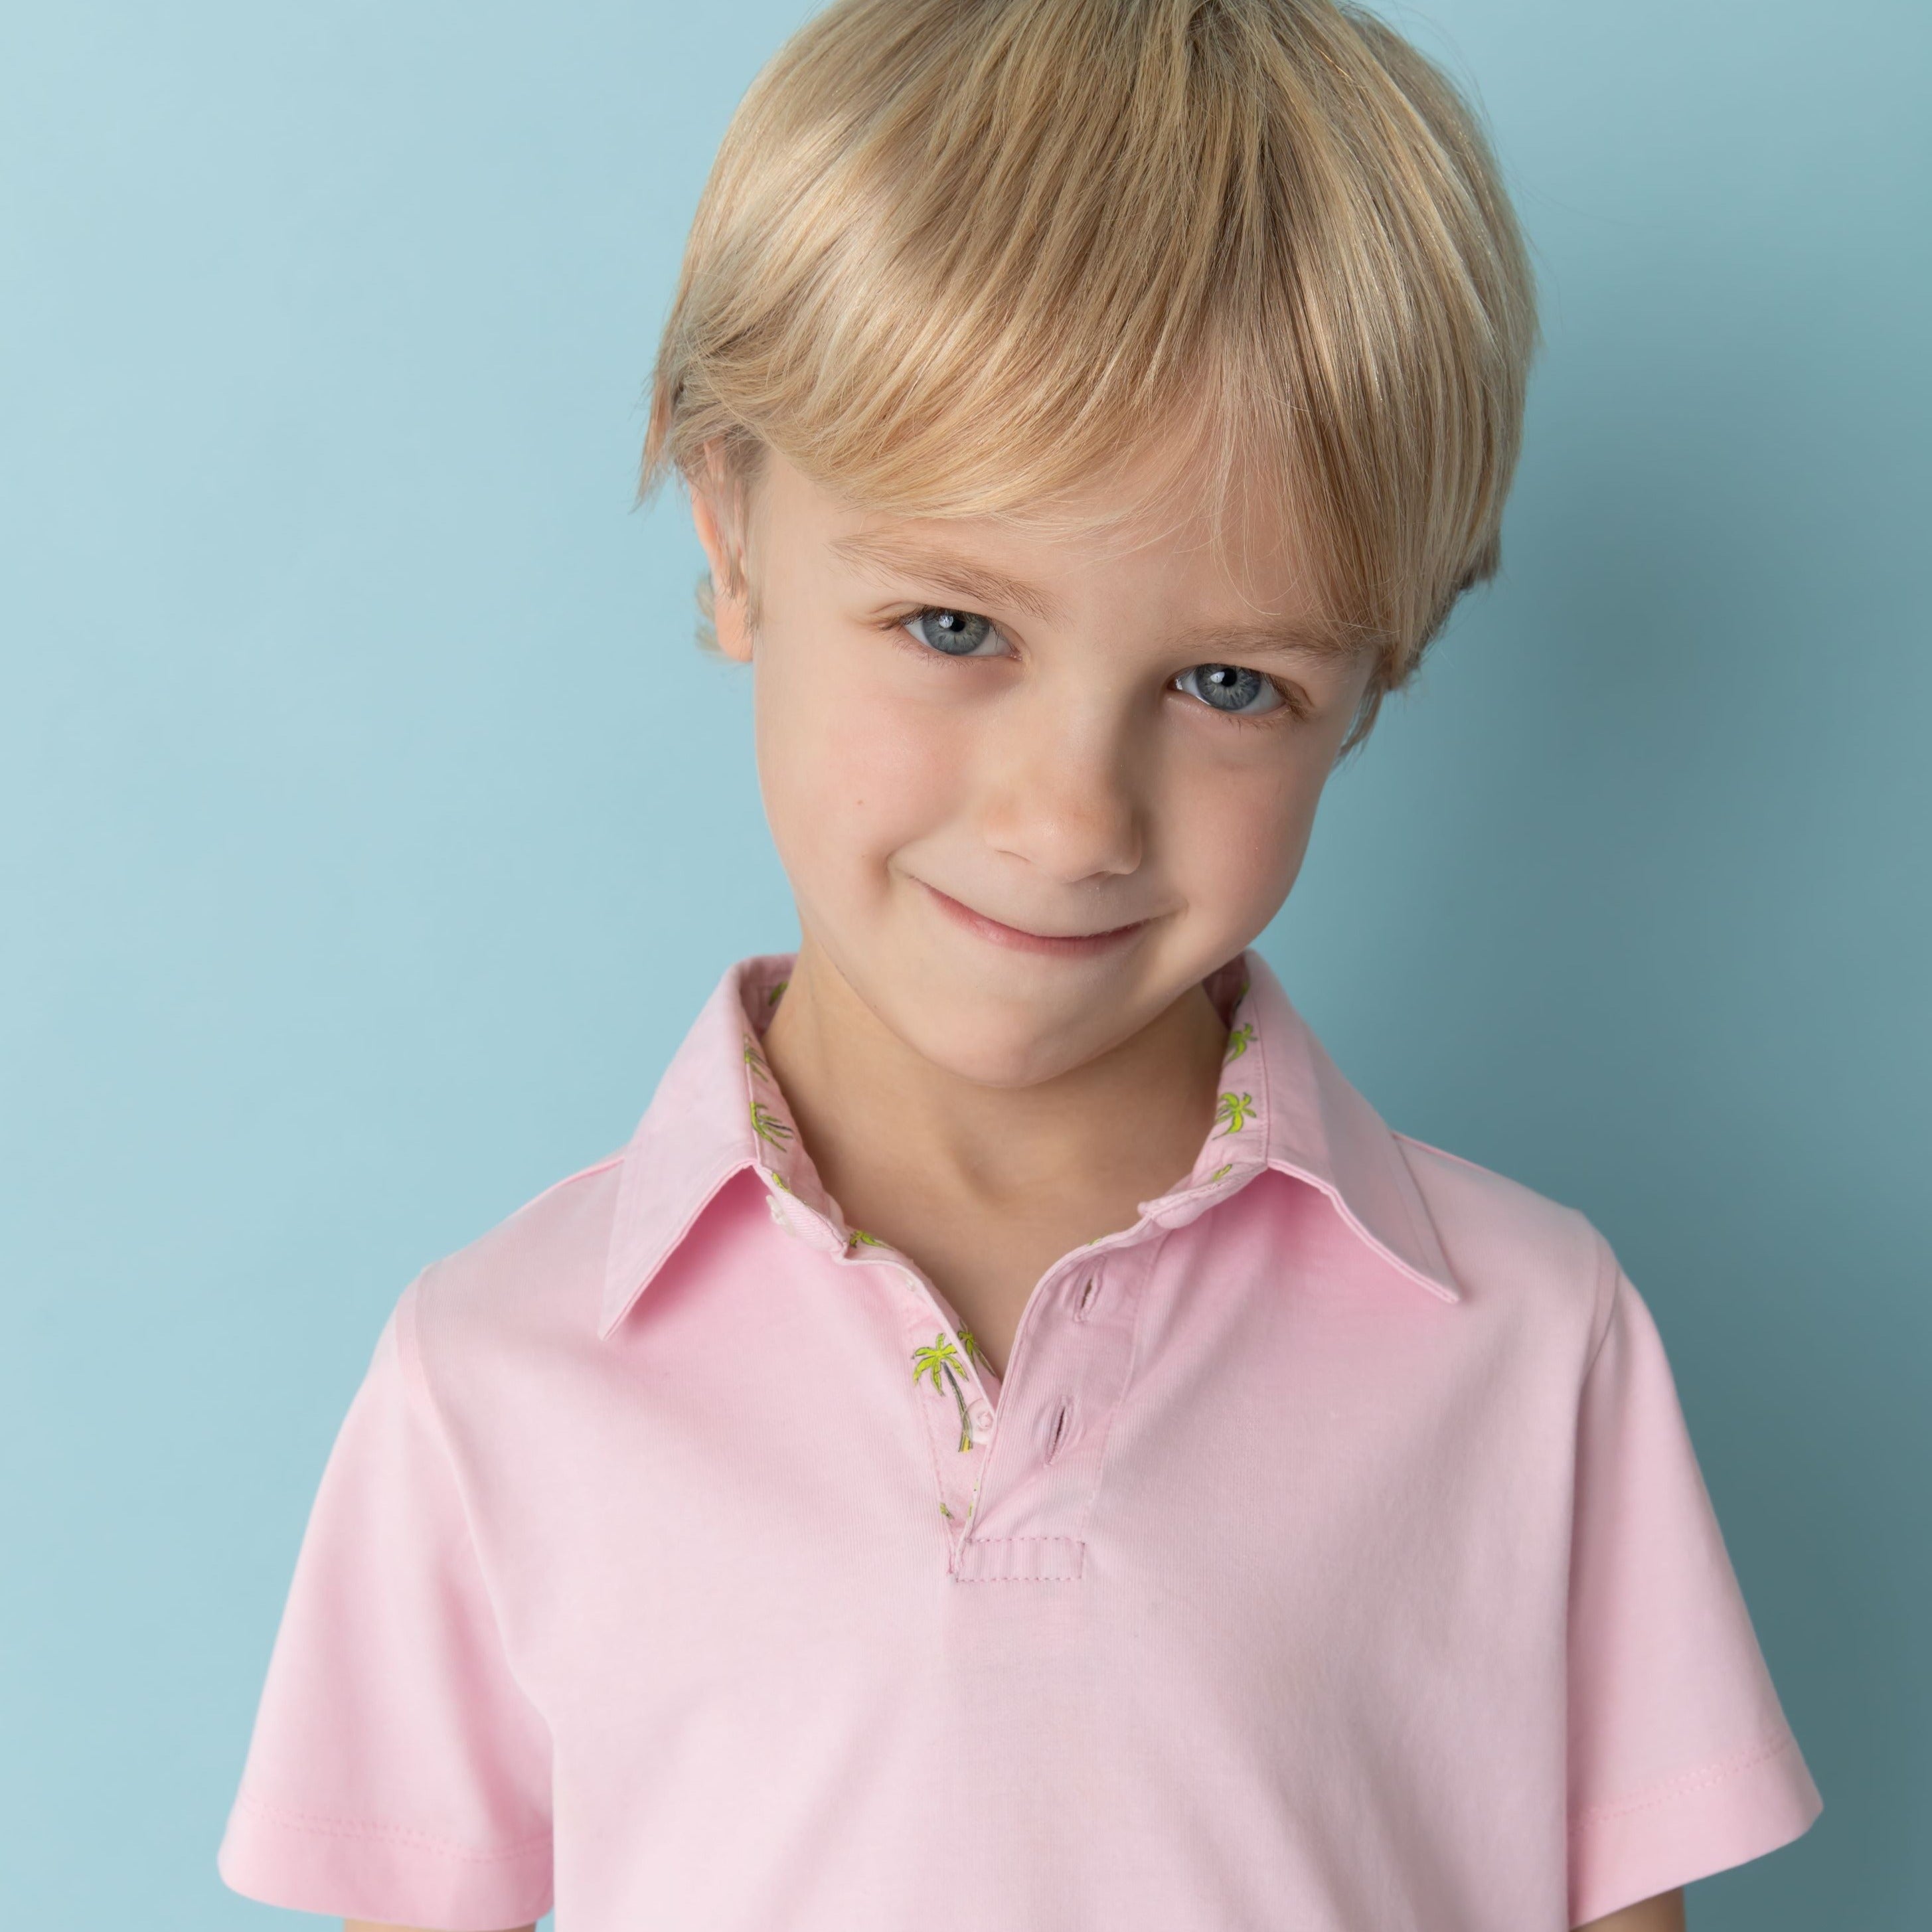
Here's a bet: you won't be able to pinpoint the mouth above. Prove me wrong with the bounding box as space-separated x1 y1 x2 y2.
917 880 1152 958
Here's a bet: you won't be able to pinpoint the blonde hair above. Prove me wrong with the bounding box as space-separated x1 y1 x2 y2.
640 0 1537 752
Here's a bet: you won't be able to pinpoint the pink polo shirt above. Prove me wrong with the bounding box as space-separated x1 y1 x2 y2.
216 947 1821 1930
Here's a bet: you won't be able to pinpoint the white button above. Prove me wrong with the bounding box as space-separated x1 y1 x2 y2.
970 1406 995 1432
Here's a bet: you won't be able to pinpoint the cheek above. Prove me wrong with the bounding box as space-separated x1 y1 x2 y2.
752 638 966 862
1168 743 1329 916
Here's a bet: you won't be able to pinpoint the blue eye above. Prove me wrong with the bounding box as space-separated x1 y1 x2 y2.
893 611 1293 724
905 607 1000 656
1175 663 1283 718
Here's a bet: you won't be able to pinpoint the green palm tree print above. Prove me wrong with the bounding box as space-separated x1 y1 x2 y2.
1224 1020 1255 1060
742 1032 772 1084
912 1334 977 1452
1214 1089 1255 1135
750 1099 793 1147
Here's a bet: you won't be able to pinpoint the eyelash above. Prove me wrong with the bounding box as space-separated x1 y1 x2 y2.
883 605 1309 727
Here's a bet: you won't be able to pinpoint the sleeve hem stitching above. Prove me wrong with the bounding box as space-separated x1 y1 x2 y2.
233 1787 552 1863
1567 1724 1799 1833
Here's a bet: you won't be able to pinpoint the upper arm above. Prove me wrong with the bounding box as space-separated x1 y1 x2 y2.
345 1923 538 1932
1574 1886 1685 1932
345 1924 538 1932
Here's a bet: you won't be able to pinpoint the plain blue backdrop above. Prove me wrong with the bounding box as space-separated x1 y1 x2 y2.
3 1 1925 1925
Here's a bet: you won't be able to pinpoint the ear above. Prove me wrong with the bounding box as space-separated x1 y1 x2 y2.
688 448 754 663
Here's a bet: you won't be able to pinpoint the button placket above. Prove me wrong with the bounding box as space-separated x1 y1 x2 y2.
947 1230 1163 1583
780 1191 1171 1573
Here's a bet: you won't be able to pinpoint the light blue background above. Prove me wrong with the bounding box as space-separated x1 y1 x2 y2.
3 1 1925 1925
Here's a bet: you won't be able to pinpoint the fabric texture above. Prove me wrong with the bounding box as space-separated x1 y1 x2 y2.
216 946 1821 1929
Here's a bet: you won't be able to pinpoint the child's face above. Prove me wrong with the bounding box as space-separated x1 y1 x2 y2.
692 442 1376 1086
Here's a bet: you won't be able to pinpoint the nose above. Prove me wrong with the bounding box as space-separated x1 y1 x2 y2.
977 690 1145 886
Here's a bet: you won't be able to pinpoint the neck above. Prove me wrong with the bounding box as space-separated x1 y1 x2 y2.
757 927 1231 1222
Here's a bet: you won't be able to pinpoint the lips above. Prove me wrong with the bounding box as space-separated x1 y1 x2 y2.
918 879 1148 957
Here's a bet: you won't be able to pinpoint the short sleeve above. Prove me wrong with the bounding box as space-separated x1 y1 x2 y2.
216 1274 554 1929
1565 1242 1822 1925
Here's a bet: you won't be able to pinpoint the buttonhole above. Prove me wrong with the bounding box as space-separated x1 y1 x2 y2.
1074 1276 1099 1320
1044 1398 1074 1463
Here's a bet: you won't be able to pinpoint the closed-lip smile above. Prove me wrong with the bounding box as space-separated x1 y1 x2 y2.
918 879 1150 957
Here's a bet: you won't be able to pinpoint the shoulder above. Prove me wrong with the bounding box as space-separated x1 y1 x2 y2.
404 1147 629 1377
1392 1128 1617 1360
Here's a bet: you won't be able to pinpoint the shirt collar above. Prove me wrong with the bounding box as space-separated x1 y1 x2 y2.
599 945 1460 1341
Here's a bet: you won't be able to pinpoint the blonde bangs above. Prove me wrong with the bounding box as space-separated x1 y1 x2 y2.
641 0 1537 726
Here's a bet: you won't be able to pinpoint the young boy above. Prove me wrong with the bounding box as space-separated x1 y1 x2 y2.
216 1 1823 1928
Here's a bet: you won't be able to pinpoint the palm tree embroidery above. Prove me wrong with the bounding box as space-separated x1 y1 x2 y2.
767 977 789 1005
1208 1162 1235 1182
1214 1089 1255 1135
1224 1019 1255 1060
767 1169 793 1193
848 1227 886 1248
750 1099 794 1147
957 1324 983 1366
742 1032 772 1084
912 1334 977 1452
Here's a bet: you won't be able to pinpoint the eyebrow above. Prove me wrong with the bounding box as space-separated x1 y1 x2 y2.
829 531 1064 623
827 530 1375 663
